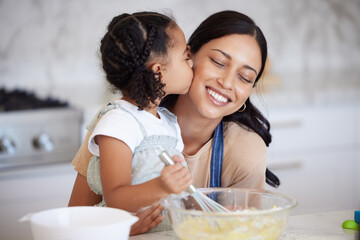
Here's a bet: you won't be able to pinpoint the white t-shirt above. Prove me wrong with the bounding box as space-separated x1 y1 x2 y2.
88 99 184 157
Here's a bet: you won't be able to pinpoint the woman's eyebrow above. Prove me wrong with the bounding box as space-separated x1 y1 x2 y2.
244 65 258 75
211 49 231 59
211 49 258 75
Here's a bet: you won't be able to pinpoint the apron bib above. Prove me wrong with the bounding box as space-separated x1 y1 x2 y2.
210 121 280 188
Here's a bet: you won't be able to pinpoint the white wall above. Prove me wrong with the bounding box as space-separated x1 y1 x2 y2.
1 0 360 108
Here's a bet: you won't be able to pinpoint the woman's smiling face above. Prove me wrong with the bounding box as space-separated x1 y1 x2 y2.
187 34 262 120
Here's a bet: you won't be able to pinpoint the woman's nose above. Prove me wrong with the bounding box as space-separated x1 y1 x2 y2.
217 72 234 90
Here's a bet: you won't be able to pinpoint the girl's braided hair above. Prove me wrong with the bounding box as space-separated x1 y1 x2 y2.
100 12 177 109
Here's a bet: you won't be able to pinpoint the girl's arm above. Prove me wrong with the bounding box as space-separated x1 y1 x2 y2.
97 135 192 212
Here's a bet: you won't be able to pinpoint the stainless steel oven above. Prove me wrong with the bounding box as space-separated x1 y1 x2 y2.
0 88 83 240
0 108 82 169
0 88 82 169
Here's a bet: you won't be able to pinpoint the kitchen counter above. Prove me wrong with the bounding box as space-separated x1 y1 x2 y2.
130 210 359 240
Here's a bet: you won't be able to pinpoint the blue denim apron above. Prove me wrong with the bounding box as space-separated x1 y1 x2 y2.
209 121 224 188
210 121 280 188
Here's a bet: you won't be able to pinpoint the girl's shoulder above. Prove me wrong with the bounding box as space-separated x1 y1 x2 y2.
158 106 178 123
100 99 148 124
92 100 144 137
93 99 137 119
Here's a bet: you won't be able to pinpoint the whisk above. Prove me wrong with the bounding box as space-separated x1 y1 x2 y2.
158 148 230 214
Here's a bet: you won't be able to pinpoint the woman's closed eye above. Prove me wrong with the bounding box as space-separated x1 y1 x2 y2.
210 57 225 67
238 74 252 83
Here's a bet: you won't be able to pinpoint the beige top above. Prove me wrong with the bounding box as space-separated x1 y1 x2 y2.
72 121 266 190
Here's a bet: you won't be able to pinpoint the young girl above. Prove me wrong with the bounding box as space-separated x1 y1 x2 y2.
86 12 193 231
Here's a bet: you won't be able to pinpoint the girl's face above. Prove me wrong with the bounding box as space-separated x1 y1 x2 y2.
187 34 262 119
162 26 193 95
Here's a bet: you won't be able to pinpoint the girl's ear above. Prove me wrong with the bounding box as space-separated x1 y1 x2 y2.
150 63 164 79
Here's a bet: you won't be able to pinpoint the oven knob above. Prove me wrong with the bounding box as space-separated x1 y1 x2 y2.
0 137 16 155
33 133 54 152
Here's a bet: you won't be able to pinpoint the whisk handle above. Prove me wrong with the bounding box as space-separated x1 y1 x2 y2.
158 150 196 194
158 151 175 165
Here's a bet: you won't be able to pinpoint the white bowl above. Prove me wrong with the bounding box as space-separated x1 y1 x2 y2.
20 206 138 240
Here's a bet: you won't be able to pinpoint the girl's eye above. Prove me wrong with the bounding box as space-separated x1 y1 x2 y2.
210 58 225 67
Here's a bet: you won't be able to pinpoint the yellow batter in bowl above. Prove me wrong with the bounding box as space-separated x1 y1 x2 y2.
173 211 285 240
161 188 297 240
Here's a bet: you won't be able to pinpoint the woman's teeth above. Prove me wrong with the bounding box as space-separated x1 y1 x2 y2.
207 89 229 103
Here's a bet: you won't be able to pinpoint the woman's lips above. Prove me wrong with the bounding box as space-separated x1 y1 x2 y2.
206 87 231 106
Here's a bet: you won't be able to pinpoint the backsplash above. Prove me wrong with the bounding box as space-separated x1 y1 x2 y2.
0 0 359 108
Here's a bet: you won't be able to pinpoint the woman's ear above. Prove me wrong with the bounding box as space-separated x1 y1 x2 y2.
187 45 194 68
187 45 191 57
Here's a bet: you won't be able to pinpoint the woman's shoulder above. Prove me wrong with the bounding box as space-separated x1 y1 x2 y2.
223 121 267 165
224 122 266 147
222 122 267 189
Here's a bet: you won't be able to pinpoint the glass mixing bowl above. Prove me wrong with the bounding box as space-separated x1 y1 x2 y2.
161 188 297 240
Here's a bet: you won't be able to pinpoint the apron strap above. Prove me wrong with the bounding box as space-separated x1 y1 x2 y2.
210 120 280 188
210 121 224 188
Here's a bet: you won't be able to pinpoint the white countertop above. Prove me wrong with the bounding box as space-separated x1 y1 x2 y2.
130 210 359 240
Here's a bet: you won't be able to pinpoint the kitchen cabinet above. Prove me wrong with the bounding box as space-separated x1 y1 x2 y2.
356 150 360 209
265 103 359 215
267 150 356 215
355 105 360 209
0 163 77 240
267 104 356 154
356 105 360 147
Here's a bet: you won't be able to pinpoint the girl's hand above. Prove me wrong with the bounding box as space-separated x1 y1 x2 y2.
159 155 193 194
130 203 165 235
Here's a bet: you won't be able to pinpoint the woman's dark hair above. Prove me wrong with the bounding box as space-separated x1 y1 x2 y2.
163 10 271 147
163 10 279 187
100 12 177 110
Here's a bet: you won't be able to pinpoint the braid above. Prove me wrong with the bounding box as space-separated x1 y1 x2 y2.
100 12 175 109
124 34 142 66
104 35 133 68
140 26 157 63
101 33 134 83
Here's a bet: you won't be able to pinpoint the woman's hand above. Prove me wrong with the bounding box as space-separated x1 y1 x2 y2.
159 155 193 194
130 203 165 235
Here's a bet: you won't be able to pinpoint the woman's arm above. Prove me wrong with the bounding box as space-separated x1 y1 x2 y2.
130 203 165 235
98 135 192 212
68 173 102 206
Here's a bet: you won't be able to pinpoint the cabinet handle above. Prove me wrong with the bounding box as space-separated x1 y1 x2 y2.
268 161 303 170
272 119 303 129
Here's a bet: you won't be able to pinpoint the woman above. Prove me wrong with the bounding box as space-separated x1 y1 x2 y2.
69 10 279 234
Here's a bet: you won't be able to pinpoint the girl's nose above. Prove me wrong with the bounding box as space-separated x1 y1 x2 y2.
188 58 193 68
